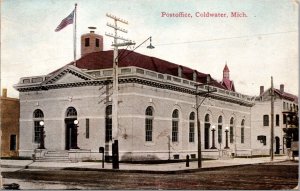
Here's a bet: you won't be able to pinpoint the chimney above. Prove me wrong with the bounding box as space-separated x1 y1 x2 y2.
2 88 7 97
280 84 284 92
193 70 197 81
81 27 103 57
260 86 264 95
178 66 182 77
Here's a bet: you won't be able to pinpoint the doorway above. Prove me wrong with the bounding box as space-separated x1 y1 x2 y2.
65 107 78 150
65 118 78 150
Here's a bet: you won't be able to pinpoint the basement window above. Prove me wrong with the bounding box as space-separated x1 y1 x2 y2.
173 154 179 160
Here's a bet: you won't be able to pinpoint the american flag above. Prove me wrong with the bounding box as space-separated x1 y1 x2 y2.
55 9 75 32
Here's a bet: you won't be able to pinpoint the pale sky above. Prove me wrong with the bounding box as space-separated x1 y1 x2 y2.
1 0 299 98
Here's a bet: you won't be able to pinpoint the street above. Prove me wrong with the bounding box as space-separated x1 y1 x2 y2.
2 161 298 190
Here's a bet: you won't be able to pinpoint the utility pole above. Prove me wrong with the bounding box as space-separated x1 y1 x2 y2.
196 85 202 168
270 76 274 161
105 14 135 162
195 77 217 168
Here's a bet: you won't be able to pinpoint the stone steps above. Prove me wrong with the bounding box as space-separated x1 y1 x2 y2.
35 150 71 162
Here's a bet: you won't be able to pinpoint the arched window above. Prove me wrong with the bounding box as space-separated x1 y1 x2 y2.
204 114 210 149
241 119 245 144
33 109 44 143
189 112 195 142
230 117 234 143
172 109 179 142
105 105 112 142
33 109 44 118
66 107 77 118
145 106 154 142
218 116 223 143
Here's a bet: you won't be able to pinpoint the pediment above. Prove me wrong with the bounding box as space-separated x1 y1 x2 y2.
43 65 94 85
54 72 87 84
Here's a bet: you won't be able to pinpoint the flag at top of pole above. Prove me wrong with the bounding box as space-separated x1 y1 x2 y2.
54 4 78 66
55 9 75 32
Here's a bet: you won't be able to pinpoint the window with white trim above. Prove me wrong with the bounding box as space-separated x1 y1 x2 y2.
172 109 179 142
33 109 44 143
189 112 195 142
145 106 153 142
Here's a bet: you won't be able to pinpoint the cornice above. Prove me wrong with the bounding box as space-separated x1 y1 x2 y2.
16 77 253 107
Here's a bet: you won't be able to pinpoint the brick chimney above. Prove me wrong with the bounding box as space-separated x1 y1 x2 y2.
2 88 7 97
81 27 103 57
280 84 284 92
260 86 264 95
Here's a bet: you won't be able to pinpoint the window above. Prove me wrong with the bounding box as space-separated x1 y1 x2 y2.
66 107 77 118
257 135 266 145
263 115 269 126
33 109 44 143
34 109 44 118
218 116 222 143
85 38 90 47
96 38 100 47
10 135 17 151
283 102 285 110
189 112 195 142
173 154 179 159
86 118 90 139
276 115 279 126
172 109 179 142
241 120 245 144
283 114 287 124
145 106 153 142
105 105 112 142
230 118 234 143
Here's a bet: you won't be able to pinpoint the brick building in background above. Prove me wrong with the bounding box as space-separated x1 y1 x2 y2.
0 89 20 158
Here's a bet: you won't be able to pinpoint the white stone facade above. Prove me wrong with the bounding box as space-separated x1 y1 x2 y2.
15 66 255 161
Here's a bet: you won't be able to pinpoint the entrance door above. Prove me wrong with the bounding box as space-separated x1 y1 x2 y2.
204 124 210 149
275 136 280 154
65 118 78 150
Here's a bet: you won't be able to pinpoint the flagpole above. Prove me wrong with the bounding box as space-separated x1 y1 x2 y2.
74 3 77 67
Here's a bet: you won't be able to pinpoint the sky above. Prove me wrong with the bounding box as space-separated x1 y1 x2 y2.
1 0 299 98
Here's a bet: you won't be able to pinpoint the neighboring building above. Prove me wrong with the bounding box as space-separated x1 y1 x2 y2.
0 89 20 158
251 85 298 155
14 29 255 161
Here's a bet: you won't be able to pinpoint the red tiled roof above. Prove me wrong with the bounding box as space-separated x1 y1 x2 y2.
73 49 228 89
221 79 235 92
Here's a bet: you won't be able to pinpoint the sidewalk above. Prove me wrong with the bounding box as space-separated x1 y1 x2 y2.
1 155 298 173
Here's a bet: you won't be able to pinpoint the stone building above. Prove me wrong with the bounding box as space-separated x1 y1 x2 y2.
14 30 256 161
251 85 298 155
0 89 20 158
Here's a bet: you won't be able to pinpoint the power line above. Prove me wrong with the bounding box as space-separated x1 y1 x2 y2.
154 31 298 46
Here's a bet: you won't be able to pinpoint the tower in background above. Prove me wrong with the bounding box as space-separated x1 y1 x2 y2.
221 63 235 92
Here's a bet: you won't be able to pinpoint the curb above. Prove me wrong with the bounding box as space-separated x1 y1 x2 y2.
1 159 291 174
